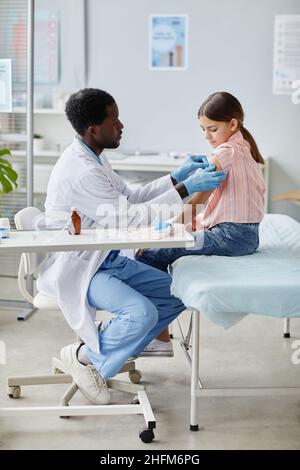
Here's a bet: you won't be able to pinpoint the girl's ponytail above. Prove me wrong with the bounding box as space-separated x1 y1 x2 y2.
240 126 264 164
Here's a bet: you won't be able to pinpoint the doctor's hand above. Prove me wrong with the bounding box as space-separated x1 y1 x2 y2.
183 167 226 195
170 155 209 183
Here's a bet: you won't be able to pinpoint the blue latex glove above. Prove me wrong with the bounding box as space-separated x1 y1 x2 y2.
171 155 209 183
183 166 226 195
154 220 172 231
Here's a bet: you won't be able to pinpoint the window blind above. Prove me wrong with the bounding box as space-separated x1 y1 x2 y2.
0 0 27 277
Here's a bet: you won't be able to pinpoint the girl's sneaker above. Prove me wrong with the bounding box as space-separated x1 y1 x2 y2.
138 339 174 357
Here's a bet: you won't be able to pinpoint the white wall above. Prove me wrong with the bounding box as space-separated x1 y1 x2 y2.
86 0 300 219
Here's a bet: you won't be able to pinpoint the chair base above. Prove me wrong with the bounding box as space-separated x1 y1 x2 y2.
0 299 37 320
1 357 156 443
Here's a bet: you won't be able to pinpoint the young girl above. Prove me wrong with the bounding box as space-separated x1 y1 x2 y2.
137 91 265 272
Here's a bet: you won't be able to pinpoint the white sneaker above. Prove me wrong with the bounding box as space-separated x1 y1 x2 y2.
60 343 111 405
138 339 174 357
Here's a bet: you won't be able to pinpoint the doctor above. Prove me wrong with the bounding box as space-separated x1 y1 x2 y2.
37 88 225 405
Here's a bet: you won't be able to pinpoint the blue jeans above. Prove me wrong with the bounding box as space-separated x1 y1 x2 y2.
137 223 260 272
86 251 184 378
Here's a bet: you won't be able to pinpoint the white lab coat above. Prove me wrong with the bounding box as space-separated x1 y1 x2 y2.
36 138 183 352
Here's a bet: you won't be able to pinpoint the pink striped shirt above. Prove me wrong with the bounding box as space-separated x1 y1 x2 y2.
200 131 265 230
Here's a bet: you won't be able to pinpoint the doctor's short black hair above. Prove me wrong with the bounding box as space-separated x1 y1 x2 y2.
65 88 115 135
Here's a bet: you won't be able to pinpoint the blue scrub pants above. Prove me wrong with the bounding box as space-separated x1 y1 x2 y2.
86 251 184 379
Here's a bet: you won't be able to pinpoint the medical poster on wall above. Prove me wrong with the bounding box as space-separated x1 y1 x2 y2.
0 59 12 112
273 15 300 94
149 15 188 70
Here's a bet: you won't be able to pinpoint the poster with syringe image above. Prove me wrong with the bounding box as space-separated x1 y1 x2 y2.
149 15 188 70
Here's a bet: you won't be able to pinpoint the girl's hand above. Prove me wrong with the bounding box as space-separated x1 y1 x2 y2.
135 249 144 257
185 218 200 232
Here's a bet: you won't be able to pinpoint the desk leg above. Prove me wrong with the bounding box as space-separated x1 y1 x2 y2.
190 310 200 431
283 318 290 338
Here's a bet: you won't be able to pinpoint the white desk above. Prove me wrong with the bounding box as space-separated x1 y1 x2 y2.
0 224 194 253
0 224 194 319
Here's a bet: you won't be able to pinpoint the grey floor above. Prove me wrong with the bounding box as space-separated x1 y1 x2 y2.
0 278 300 450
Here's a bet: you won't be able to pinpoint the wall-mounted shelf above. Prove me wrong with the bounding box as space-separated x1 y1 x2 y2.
12 150 60 158
11 151 185 171
13 108 65 115
108 154 184 173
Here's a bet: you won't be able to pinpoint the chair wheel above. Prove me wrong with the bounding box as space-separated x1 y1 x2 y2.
139 428 155 443
8 386 21 399
129 369 142 384
130 396 140 405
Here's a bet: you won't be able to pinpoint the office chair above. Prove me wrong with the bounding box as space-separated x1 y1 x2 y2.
3 207 156 443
